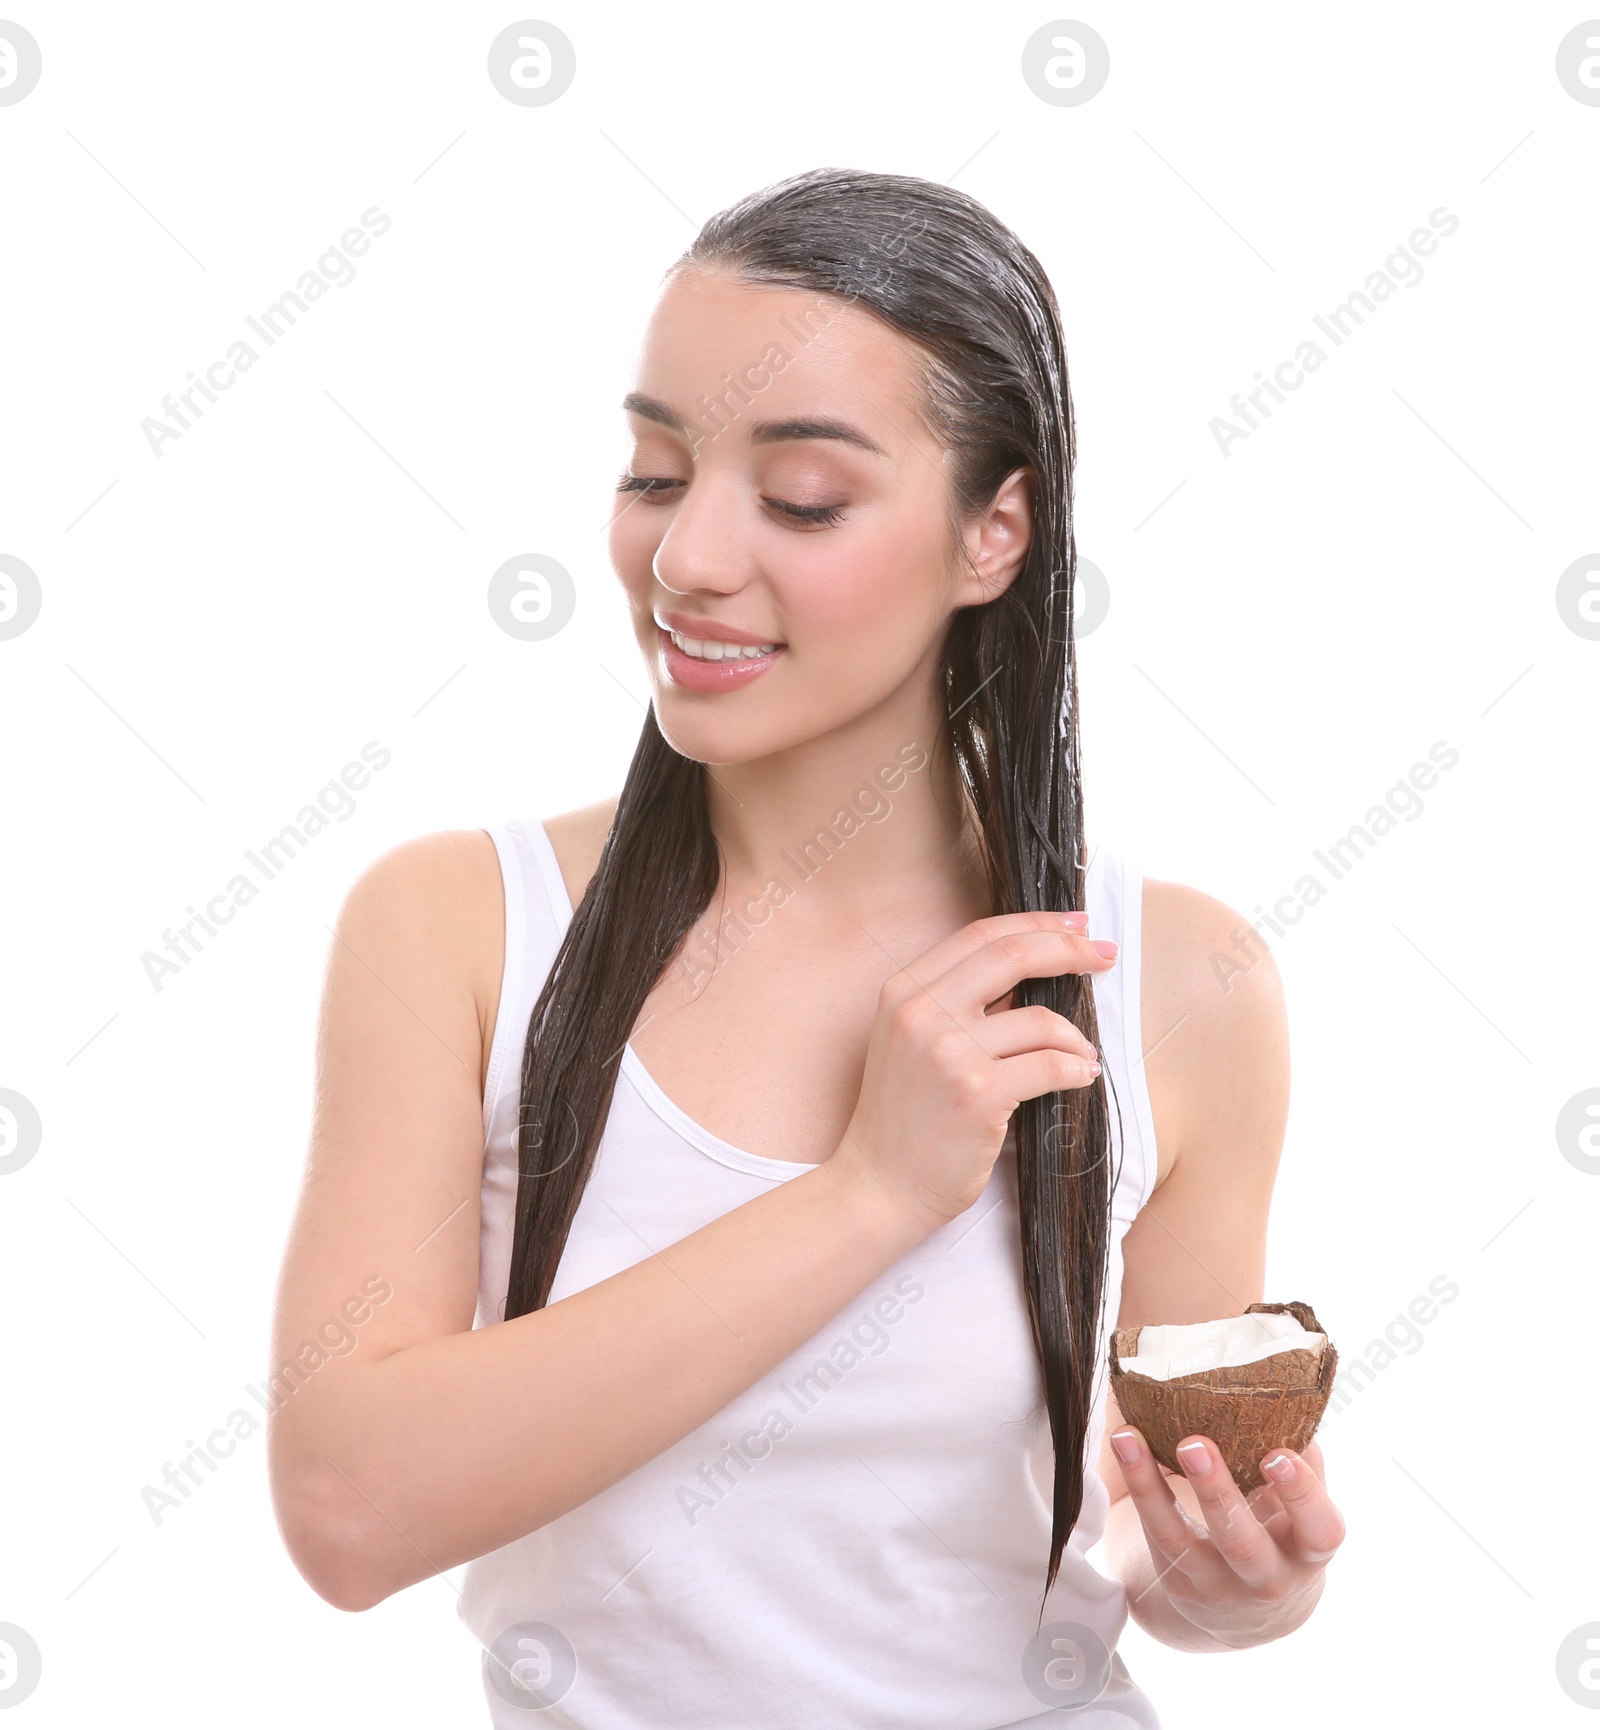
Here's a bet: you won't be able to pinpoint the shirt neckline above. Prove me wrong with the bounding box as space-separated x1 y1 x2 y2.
522 816 821 1182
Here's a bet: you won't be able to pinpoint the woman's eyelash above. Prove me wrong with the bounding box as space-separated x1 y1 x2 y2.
773 498 846 526
615 475 845 527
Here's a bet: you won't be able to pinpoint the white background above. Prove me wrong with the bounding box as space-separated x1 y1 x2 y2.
2 2 1597 1724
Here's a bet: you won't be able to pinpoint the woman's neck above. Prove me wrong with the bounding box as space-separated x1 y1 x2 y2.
701 721 992 932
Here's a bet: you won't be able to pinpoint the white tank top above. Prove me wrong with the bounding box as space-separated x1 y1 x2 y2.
459 816 1164 1729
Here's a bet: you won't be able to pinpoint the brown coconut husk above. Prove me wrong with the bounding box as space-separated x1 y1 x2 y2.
1109 1301 1338 1493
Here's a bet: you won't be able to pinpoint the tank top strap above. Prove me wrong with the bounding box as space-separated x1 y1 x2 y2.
480 817 571 1154
1084 842 1162 1224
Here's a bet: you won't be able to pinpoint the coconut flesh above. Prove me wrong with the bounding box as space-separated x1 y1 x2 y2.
1119 1310 1326 1381
1109 1300 1338 1492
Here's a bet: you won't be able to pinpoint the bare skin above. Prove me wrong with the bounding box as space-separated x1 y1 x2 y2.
267 263 1341 1636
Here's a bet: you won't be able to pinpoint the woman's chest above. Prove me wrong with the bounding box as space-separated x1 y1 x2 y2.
626 927 886 1166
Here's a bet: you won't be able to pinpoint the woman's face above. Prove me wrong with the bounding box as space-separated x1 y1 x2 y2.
609 265 1031 766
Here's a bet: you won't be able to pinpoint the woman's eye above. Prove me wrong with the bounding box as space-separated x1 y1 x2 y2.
766 497 846 527
614 475 845 528
616 474 683 502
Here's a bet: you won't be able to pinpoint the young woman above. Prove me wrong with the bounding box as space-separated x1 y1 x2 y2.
268 168 1345 1726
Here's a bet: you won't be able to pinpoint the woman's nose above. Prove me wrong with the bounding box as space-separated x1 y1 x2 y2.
650 476 753 597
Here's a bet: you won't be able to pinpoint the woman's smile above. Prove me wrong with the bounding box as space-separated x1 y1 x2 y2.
656 620 787 691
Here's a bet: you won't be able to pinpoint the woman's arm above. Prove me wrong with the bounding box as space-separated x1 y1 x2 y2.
267 835 1105 1614
1094 880 1342 1648
267 834 931 1612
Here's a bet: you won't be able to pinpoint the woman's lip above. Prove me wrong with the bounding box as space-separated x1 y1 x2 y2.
657 624 786 692
655 611 781 648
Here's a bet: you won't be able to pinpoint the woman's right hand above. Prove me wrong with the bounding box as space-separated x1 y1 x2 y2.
833 910 1118 1235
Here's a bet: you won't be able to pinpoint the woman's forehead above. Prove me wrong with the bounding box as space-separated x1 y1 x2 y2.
629 271 933 455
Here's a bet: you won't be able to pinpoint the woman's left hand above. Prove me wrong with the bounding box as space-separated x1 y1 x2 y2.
1109 1427 1346 1647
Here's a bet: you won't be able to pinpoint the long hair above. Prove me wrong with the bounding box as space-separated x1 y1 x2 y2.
506 166 1124 1606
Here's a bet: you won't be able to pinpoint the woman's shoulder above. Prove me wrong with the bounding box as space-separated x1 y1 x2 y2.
341 827 505 952
327 828 506 1095
335 800 619 1095
1137 875 1284 1024
347 794 619 958
1136 875 1288 1196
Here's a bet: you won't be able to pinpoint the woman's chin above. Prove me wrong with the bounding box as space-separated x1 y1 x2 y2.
651 705 762 767
651 700 808 769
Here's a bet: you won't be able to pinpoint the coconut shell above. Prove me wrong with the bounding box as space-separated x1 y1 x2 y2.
1109 1301 1338 1493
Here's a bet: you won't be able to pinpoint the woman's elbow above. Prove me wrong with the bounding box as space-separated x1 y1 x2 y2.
271 1464 400 1613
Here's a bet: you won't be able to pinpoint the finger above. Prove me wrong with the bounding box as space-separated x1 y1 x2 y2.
1173 1436 1293 1595
899 909 1094 983
880 912 1116 1022
914 925 1118 1026
1241 1480 1290 1547
1109 1427 1229 1594
1255 1447 1346 1568
962 1001 1099 1065
1242 1437 1324 1551
991 1044 1103 1106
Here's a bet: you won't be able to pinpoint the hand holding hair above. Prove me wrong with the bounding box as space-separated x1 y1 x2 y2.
831 908 1118 1234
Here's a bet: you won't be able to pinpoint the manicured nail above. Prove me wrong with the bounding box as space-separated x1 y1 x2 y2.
1110 1429 1142 1467
1261 1452 1295 1483
1176 1439 1212 1476
1058 911 1090 929
1092 939 1119 958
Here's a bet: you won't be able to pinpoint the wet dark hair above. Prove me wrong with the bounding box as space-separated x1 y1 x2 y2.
506 166 1124 1609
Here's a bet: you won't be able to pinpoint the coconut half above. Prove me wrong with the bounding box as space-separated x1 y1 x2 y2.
1109 1301 1337 1492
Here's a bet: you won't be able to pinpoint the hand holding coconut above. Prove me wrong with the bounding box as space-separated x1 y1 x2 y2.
1108 1303 1348 1649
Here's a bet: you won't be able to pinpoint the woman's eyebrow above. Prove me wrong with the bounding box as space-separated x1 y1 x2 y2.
622 392 888 458
749 415 889 457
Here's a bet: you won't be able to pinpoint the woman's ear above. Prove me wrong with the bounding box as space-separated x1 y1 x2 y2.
952 466 1036 606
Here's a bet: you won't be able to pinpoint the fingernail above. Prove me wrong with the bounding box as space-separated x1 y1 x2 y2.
1176 1439 1212 1476
1058 912 1090 929
1110 1429 1141 1467
1092 939 1119 958
1262 1452 1294 1483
